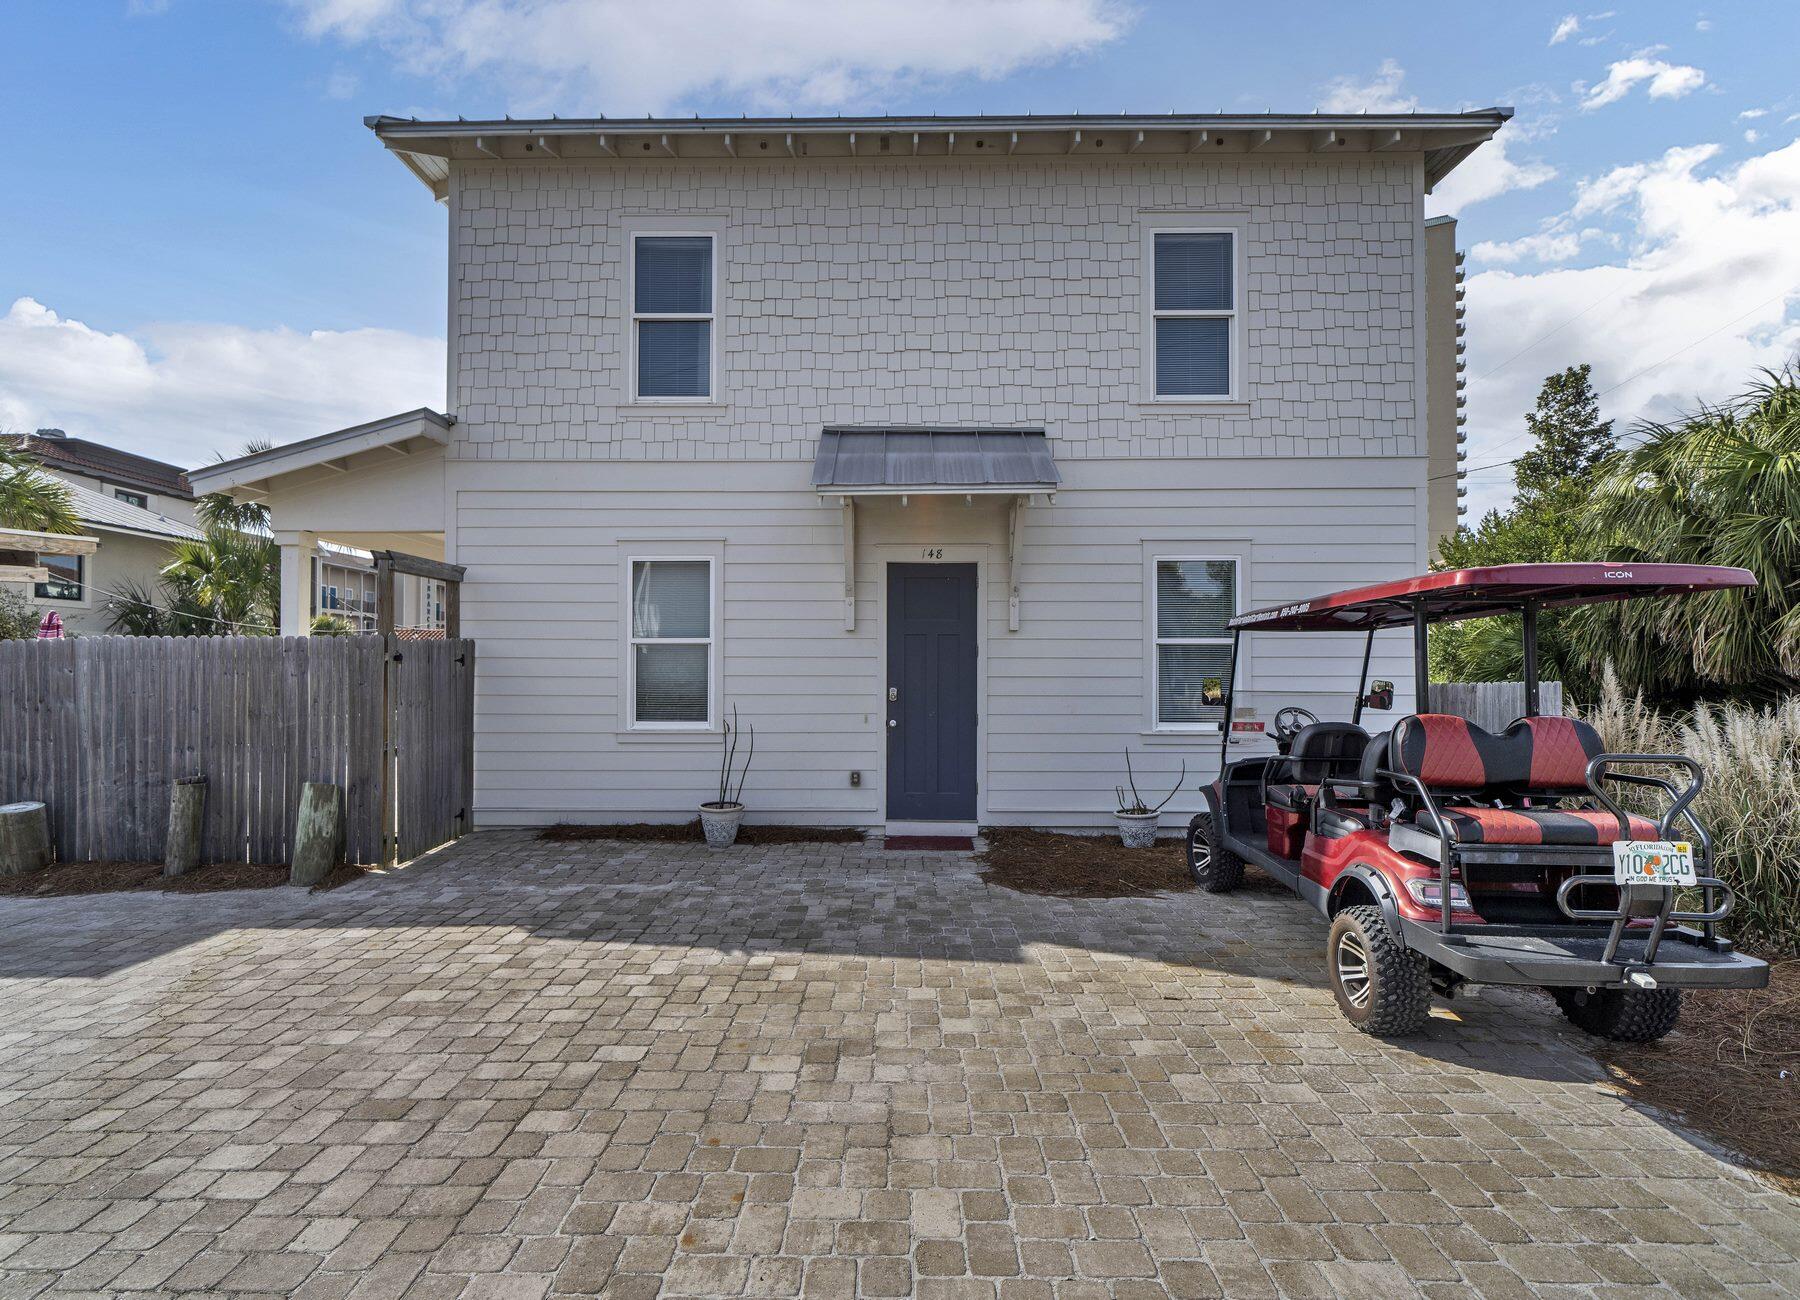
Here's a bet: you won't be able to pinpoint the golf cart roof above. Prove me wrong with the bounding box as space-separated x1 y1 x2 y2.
1227 563 1757 632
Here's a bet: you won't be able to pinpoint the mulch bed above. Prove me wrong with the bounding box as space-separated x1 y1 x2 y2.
0 860 371 897
1574 956 1800 1195
976 826 1285 900
538 821 866 846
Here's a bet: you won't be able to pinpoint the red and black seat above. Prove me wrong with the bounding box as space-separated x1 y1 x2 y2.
1388 714 1656 846
1264 723 1369 857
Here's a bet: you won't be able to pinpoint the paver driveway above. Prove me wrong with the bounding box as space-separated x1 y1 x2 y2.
0 833 1795 1299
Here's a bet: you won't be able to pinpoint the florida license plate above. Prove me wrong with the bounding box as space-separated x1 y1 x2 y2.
1612 840 1697 886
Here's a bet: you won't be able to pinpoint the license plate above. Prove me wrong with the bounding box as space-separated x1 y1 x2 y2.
1612 840 1696 886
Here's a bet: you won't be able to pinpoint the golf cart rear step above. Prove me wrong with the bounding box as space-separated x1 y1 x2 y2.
1402 923 1769 989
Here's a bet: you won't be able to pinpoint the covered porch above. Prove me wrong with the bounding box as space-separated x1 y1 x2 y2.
188 409 454 636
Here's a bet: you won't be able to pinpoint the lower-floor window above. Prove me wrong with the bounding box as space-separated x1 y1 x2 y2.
630 558 713 726
34 554 83 602
1154 556 1238 727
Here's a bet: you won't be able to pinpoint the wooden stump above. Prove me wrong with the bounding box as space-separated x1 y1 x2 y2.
164 779 206 878
0 802 51 877
290 782 343 887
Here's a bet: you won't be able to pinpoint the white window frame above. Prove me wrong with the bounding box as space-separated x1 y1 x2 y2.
626 554 718 731
1141 218 1245 405
1150 554 1241 733
113 488 148 508
629 231 718 404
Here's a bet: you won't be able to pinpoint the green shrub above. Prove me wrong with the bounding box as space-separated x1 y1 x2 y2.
0 586 39 639
1577 666 1800 953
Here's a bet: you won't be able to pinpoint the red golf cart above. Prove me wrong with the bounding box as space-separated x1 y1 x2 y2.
1187 563 1770 1039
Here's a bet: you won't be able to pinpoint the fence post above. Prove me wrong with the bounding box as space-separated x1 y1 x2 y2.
376 554 397 867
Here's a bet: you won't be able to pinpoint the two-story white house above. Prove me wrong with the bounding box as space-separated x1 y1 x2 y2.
190 110 1498 832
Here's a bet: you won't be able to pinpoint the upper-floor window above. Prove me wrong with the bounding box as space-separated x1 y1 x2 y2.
1152 231 1236 399
1153 557 1238 729
632 234 714 401
35 554 83 603
114 489 148 508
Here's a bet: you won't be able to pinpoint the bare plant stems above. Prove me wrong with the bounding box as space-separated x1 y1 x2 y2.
714 705 756 807
1116 750 1186 814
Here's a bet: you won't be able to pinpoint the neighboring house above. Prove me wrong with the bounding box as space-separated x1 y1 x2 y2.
10 477 205 635
191 110 1498 831
7 428 198 524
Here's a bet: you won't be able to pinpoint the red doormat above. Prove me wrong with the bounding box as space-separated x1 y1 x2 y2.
882 835 974 851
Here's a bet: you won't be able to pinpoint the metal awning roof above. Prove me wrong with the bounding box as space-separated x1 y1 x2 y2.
1228 563 1758 632
811 428 1059 495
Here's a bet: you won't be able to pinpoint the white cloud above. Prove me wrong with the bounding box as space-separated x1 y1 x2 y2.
1580 55 1707 111
1469 228 1598 265
1549 15 1580 45
1429 136 1558 216
1458 138 1800 517
1738 107 1768 120
286 0 1131 114
0 299 444 468
1316 59 1417 114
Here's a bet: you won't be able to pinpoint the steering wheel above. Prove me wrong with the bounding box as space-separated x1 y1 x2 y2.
1272 706 1319 750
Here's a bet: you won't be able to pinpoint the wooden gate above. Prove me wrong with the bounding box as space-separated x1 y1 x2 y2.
385 637 476 863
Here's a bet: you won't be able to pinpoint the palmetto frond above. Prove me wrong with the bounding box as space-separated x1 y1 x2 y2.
0 445 81 534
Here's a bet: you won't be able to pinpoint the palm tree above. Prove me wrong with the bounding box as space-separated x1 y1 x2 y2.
0 442 80 534
161 529 279 635
1572 367 1800 698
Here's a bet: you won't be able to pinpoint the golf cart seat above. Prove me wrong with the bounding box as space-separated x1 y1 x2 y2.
1388 713 1661 846
1264 723 1370 856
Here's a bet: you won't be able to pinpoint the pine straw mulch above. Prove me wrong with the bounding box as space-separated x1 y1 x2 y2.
0 859 372 898
1573 956 1800 1195
538 821 866 846
976 826 1287 900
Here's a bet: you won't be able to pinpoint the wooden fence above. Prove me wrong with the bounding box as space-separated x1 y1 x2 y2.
1429 680 1565 730
0 635 474 866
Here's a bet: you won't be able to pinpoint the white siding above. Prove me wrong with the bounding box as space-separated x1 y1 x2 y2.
449 154 1422 464
454 457 1424 828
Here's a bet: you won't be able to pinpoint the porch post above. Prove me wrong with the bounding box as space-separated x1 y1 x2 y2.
276 530 317 636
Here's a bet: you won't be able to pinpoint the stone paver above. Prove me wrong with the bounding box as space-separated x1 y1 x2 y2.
0 831 1794 1298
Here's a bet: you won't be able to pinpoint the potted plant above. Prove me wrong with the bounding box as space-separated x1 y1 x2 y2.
1114 750 1184 848
699 706 755 848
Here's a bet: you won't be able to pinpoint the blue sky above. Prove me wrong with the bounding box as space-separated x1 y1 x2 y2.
2 0 1796 516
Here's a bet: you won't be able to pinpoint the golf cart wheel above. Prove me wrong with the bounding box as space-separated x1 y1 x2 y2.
1551 987 1682 1042
1186 813 1243 894
1328 905 1431 1037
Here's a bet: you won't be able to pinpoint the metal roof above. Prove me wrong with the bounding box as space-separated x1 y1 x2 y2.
63 480 205 542
812 428 1059 494
1228 564 1758 632
367 109 1511 200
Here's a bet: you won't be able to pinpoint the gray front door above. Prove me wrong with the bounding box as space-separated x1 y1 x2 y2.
887 564 978 821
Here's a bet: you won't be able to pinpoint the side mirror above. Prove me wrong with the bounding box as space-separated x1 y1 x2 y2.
1362 680 1395 711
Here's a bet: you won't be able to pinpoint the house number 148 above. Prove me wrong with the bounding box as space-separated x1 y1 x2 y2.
921 548 944 559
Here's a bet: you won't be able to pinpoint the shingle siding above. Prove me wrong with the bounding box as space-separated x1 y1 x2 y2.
449 156 1422 463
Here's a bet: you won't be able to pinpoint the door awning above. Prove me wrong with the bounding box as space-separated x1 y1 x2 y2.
812 427 1058 496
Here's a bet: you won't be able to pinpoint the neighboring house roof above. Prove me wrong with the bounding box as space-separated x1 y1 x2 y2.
813 428 1059 494
368 109 1512 200
188 408 453 496
62 480 206 543
6 430 194 500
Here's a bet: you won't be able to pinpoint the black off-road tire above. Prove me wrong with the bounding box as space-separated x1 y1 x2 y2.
1328 905 1432 1037
1186 813 1244 894
1551 987 1682 1042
